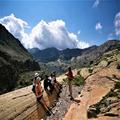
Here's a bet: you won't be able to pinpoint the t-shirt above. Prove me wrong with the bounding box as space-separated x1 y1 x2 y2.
44 78 52 89
35 82 43 97
66 71 74 80
33 77 41 86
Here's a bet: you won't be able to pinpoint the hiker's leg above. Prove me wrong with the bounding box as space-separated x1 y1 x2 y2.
45 87 51 95
49 84 54 94
40 98 52 116
54 83 59 94
40 97 49 111
69 81 73 97
56 82 61 90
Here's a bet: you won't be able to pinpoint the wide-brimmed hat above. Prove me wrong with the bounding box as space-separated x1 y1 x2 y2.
35 72 39 77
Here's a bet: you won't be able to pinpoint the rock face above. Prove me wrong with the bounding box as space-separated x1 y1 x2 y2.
0 73 70 120
63 49 120 120
0 24 40 94
0 74 66 120
0 85 59 120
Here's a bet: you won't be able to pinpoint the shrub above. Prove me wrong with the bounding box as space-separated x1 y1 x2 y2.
73 75 84 86
62 78 68 84
89 68 93 73
115 82 120 89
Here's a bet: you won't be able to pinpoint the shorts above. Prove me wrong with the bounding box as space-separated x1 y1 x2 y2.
68 79 72 84
37 95 43 101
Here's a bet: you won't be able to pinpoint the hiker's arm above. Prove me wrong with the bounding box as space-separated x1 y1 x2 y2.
65 72 68 76
35 87 39 97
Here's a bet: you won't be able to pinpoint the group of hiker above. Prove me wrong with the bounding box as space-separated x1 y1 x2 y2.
32 67 74 116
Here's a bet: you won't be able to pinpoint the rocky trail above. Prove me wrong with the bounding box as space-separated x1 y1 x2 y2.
46 85 83 120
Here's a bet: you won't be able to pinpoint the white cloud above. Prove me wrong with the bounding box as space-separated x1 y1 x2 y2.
114 12 120 36
95 22 102 31
0 13 30 47
77 30 81 35
29 20 89 49
93 0 100 8
0 14 90 50
107 33 114 40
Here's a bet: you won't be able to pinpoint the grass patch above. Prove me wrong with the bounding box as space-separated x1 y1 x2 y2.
89 68 93 73
115 82 120 89
62 75 84 86
107 90 118 97
73 75 84 86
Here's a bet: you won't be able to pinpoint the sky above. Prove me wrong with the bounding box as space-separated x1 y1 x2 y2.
0 0 120 50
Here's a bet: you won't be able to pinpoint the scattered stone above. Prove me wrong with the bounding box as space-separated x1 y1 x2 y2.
116 64 120 69
87 108 98 118
104 113 119 117
80 68 91 79
46 85 83 120
98 60 108 67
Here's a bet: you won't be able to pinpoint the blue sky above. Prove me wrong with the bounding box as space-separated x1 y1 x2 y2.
0 0 120 49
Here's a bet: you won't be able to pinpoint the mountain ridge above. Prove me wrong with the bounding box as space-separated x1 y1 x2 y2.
28 40 120 63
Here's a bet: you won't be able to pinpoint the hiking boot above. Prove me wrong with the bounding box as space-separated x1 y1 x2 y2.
57 94 60 98
70 97 74 101
59 90 62 93
46 111 51 116
60 85 62 89
48 107 52 111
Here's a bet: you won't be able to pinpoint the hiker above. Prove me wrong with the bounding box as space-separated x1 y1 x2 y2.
50 72 62 92
44 75 54 95
65 67 74 100
32 72 40 93
34 73 51 116
53 72 62 89
50 73 60 96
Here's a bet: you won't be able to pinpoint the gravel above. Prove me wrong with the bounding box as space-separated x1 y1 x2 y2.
46 84 83 120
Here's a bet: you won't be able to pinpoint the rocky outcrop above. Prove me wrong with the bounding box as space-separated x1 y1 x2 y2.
63 49 120 120
0 83 59 120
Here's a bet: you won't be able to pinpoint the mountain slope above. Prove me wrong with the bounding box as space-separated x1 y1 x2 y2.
28 47 60 62
0 24 40 94
73 40 120 67
0 24 31 61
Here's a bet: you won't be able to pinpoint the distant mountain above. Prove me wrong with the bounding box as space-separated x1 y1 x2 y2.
28 40 120 73
28 45 98 62
28 47 60 62
29 40 120 64
0 24 40 94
